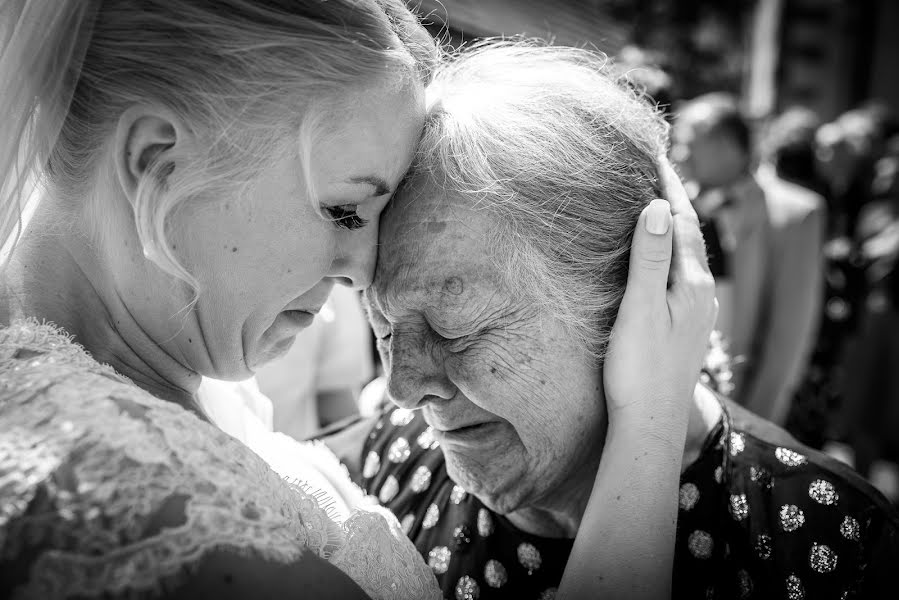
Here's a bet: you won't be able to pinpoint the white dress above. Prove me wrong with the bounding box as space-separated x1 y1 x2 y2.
0 320 440 599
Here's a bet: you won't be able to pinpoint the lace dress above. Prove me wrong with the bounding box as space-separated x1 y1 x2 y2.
0 320 441 599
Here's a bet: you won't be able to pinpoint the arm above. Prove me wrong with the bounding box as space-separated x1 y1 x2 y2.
743 205 825 423
558 159 718 599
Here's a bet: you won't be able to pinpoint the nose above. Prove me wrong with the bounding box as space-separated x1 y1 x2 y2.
386 330 455 410
327 224 378 290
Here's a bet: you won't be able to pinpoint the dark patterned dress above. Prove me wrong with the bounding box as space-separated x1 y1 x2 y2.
324 398 899 599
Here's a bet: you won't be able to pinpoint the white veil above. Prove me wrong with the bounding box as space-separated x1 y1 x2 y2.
0 0 99 263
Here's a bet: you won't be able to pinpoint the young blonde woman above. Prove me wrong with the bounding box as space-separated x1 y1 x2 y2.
0 2 714 598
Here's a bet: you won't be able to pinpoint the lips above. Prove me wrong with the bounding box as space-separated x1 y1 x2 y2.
431 421 502 446
278 309 315 328
284 303 324 315
433 421 490 434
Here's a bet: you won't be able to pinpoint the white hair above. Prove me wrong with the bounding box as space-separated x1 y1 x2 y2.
411 40 669 357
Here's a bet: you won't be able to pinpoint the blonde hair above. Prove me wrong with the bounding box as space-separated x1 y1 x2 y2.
410 41 668 357
0 0 436 285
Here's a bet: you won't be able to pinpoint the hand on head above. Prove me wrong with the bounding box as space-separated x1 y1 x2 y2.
559 157 719 600
603 156 718 433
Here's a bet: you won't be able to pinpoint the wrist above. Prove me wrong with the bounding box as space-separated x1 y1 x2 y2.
607 392 692 430
605 393 693 450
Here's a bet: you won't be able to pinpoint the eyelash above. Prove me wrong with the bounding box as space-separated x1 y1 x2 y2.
324 205 369 231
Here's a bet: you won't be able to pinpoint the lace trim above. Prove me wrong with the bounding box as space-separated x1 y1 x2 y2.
0 319 438 599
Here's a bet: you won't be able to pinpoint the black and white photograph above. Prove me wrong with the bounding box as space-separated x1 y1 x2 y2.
1 1 898 598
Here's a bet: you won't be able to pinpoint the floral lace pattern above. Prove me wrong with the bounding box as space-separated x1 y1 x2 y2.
0 320 439 599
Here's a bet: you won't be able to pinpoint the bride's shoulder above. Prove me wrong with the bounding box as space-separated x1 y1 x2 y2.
0 318 250 472
0 319 320 596
0 320 441 599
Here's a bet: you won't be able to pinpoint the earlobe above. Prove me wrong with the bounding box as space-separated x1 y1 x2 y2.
114 106 180 206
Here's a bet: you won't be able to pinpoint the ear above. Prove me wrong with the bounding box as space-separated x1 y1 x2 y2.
114 106 183 207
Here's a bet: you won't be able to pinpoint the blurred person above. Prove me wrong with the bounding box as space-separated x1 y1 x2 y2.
255 286 375 440
805 113 899 454
671 93 770 397
837 133 899 502
815 104 890 240
740 108 826 425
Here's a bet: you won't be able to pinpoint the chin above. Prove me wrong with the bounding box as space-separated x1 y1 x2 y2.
246 334 297 371
445 457 526 515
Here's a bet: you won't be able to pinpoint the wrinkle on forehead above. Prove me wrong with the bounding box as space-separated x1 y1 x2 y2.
373 185 496 317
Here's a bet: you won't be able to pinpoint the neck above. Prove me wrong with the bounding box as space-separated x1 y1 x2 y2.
505 449 602 538
0 204 203 411
505 383 721 539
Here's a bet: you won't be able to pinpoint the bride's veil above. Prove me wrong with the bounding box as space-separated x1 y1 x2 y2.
0 0 99 263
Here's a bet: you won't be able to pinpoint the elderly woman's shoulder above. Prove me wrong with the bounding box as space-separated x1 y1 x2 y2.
727 399 896 517
720 399 899 597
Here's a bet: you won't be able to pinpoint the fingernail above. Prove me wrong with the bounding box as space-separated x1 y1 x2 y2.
645 199 671 235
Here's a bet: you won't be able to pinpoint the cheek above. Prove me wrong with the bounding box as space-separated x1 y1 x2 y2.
170 193 336 310
450 332 603 457
443 351 553 479
450 338 556 426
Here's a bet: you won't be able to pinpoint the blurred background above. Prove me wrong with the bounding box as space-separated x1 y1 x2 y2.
205 0 899 504
410 0 898 122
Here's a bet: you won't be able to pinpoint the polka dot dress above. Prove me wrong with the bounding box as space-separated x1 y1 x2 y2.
350 402 899 599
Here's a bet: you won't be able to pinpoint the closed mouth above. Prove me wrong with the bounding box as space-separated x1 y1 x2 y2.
443 423 488 434
433 422 499 443
277 309 315 328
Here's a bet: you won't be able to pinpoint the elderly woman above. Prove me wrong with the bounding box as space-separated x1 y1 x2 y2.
327 43 899 599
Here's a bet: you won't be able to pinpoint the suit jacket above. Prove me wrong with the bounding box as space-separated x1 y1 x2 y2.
741 165 826 423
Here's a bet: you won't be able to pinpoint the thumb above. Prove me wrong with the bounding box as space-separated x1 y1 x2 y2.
623 199 673 305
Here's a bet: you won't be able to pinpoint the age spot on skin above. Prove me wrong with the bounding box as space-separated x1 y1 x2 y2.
443 276 464 296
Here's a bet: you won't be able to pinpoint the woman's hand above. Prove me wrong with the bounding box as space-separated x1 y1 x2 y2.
602 157 718 433
558 157 718 600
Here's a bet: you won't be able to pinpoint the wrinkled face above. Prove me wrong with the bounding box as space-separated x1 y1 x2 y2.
366 184 605 515
118 81 425 380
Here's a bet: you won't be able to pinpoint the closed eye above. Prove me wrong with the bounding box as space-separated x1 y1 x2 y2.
375 332 392 353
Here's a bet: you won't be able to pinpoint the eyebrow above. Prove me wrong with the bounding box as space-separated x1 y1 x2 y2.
346 175 392 197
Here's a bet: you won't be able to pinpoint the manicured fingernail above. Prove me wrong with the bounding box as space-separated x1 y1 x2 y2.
645 199 671 235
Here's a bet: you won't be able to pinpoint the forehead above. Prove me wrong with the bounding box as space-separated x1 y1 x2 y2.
314 82 426 185
371 184 502 312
